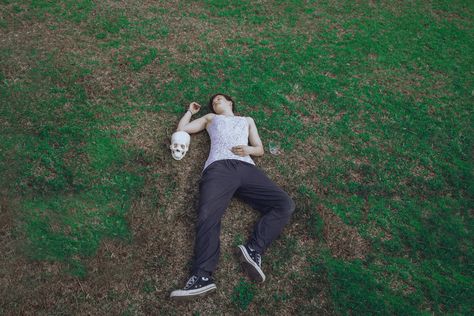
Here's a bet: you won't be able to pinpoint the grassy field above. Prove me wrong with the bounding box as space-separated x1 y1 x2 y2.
1 0 472 314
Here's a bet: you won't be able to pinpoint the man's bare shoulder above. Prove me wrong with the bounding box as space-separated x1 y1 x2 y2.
245 116 255 125
205 113 217 121
203 113 216 129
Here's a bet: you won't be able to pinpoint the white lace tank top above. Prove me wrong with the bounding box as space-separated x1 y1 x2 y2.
202 115 255 173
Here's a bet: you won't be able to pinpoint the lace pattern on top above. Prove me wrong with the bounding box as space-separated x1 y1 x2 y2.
202 115 255 173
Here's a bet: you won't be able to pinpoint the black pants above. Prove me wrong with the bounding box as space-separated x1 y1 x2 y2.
191 159 296 278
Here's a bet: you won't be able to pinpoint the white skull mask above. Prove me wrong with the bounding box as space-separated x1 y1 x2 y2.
170 131 191 160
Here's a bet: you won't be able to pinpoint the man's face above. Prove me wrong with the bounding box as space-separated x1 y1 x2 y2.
212 95 232 113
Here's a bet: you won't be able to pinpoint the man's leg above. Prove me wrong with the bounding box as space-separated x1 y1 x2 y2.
171 160 242 300
235 162 296 256
191 161 240 277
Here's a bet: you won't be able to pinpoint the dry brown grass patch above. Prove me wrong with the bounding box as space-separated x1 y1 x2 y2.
317 204 370 260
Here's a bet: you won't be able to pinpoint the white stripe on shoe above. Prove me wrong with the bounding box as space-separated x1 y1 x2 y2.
237 245 266 282
170 283 217 299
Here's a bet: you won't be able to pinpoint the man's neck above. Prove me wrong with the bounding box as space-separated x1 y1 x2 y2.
219 112 235 117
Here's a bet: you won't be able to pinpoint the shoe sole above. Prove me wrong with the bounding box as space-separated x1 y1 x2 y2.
170 284 217 301
236 245 266 282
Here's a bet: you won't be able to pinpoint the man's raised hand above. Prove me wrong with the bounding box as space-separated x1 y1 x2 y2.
189 102 201 115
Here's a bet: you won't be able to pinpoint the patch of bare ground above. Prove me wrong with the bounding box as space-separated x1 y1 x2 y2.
0 196 78 314
317 204 370 260
286 92 319 105
1 21 123 102
430 8 472 28
0 1 220 102
276 133 370 260
271 125 343 194
369 68 452 102
0 193 17 310
411 164 436 180
390 277 416 296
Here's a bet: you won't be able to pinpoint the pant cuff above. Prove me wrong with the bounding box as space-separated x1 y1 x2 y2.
192 268 212 278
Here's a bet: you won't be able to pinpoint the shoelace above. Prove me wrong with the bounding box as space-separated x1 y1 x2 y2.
255 253 261 267
184 275 198 289
249 247 262 267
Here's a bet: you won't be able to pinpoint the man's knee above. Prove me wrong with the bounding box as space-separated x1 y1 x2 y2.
279 194 295 217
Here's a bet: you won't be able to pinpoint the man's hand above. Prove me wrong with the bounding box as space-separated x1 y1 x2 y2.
188 102 201 115
230 145 252 157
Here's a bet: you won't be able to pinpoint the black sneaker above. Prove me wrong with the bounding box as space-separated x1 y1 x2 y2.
170 275 217 300
236 244 266 282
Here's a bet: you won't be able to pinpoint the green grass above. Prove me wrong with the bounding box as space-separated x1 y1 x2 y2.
1 0 472 314
232 278 257 311
1 50 145 277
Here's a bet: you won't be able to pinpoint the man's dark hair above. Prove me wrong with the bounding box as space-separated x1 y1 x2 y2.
208 93 235 114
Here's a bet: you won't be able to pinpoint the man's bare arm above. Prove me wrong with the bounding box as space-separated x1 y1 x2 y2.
176 102 212 134
247 117 264 156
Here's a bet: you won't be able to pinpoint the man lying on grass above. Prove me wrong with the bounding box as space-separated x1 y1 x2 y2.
170 94 295 300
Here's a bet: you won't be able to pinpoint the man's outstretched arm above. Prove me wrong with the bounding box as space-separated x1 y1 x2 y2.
176 102 211 134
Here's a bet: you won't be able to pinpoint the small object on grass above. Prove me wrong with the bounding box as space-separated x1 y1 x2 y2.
170 131 191 160
268 141 281 155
